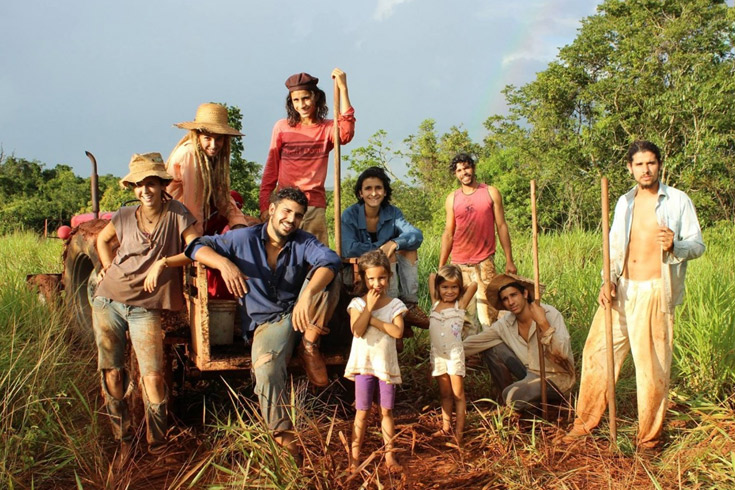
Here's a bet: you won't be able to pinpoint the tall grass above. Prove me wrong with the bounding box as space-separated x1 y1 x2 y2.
1 224 733 488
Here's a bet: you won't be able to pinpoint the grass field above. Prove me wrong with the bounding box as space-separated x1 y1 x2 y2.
1 225 734 488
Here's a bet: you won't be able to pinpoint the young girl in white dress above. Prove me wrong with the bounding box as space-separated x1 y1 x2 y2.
345 250 407 473
428 265 477 446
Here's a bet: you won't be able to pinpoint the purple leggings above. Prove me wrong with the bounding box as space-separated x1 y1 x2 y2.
354 374 396 410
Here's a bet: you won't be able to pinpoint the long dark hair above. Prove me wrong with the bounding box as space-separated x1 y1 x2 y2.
285 88 328 126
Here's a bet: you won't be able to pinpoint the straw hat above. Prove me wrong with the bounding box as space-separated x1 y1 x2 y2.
119 152 174 189
174 103 244 136
486 273 545 311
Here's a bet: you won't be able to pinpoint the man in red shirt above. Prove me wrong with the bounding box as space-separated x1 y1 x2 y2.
439 153 517 337
259 68 355 244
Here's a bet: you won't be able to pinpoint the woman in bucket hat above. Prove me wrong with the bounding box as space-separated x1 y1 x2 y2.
166 103 257 237
259 68 355 244
93 153 199 457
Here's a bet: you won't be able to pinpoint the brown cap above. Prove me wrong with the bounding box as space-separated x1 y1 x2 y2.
120 153 173 189
174 103 244 136
285 72 319 92
485 273 545 311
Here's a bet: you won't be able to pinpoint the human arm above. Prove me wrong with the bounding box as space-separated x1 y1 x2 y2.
186 241 249 298
458 281 478 310
489 186 516 274
96 221 118 279
661 195 705 263
143 224 199 293
535 305 575 375
341 206 375 258
331 68 356 145
438 193 456 267
428 273 437 302
291 266 336 332
368 307 404 339
332 68 352 114
462 323 502 356
389 207 423 252
259 123 282 217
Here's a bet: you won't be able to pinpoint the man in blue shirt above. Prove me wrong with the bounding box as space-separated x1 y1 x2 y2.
562 141 705 449
185 187 341 458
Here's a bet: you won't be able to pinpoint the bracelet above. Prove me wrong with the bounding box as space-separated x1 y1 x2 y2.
162 256 169 268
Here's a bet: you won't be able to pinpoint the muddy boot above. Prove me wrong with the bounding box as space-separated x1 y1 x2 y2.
298 338 328 387
101 372 133 443
142 383 169 456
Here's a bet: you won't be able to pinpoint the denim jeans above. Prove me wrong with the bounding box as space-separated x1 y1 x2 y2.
388 252 419 304
92 296 163 376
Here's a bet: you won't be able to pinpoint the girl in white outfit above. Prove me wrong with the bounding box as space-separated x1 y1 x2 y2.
428 265 477 445
345 250 406 473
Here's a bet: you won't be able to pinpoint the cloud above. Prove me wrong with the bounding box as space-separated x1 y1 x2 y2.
373 0 413 21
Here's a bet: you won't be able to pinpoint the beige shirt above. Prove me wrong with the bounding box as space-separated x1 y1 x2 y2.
463 304 576 392
94 200 195 310
166 140 248 235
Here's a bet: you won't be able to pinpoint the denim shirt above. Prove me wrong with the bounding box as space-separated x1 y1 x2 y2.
185 224 341 331
341 203 423 258
609 182 705 312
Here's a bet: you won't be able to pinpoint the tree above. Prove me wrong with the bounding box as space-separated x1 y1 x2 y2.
224 104 261 217
485 0 735 228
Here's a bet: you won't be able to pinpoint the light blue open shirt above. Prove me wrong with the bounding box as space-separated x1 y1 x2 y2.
608 182 705 313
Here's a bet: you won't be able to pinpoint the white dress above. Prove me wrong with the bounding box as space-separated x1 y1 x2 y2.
344 297 407 384
429 301 466 377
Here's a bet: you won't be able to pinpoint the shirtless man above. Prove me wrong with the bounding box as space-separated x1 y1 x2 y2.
562 141 705 448
439 153 517 336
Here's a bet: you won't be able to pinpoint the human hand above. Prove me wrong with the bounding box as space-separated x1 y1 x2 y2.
219 260 249 298
597 283 616 307
379 240 397 259
365 289 381 312
292 293 312 332
331 67 347 89
144 259 167 293
657 226 674 252
505 261 517 275
527 301 548 328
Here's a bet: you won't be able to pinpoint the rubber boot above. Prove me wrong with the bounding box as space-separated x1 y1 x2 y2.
142 382 168 455
101 371 133 443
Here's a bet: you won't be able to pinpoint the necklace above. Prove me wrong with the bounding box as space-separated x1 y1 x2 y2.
137 202 165 233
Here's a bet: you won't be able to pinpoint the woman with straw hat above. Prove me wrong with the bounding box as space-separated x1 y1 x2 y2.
167 103 258 237
93 153 199 457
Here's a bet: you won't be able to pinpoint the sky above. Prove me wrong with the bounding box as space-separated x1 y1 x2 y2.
1 0 601 180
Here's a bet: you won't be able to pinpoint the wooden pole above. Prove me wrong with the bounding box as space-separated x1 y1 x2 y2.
601 177 617 445
333 78 342 256
531 180 548 419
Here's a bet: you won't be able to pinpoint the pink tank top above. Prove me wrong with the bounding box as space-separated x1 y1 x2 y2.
451 183 496 264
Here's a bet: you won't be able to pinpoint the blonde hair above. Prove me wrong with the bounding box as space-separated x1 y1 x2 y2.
169 131 232 219
434 264 464 301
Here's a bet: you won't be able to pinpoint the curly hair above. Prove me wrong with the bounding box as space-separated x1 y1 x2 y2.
271 186 308 211
449 152 476 176
168 131 232 220
354 249 392 296
354 166 392 206
285 88 328 126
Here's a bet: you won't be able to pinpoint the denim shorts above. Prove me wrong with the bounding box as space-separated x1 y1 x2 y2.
92 296 163 377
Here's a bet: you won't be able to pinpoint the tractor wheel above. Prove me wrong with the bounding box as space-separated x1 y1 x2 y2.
62 219 110 344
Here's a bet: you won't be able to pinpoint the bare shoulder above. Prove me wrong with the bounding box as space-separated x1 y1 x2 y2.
487 185 502 201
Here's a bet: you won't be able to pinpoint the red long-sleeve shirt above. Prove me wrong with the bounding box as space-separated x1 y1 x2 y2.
259 108 355 213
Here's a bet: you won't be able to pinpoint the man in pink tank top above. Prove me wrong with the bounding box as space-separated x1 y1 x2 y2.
439 153 517 336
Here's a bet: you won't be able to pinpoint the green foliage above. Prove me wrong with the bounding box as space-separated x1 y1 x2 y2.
224 103 262 217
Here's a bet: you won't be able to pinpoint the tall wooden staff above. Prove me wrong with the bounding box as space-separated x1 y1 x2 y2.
333 78 342 256
601 177 617 444
530 180 548 419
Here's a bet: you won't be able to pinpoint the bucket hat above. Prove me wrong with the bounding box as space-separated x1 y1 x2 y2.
486 273 545 311
120 152 173 189
174 103 244 136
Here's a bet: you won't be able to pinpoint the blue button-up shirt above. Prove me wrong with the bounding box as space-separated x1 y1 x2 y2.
185 224 342 331
609 182 705 312
341 202 423 258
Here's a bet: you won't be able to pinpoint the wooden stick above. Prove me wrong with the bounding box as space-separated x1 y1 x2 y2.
333 78 342 256
601 177 617 445
531 180 548 419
